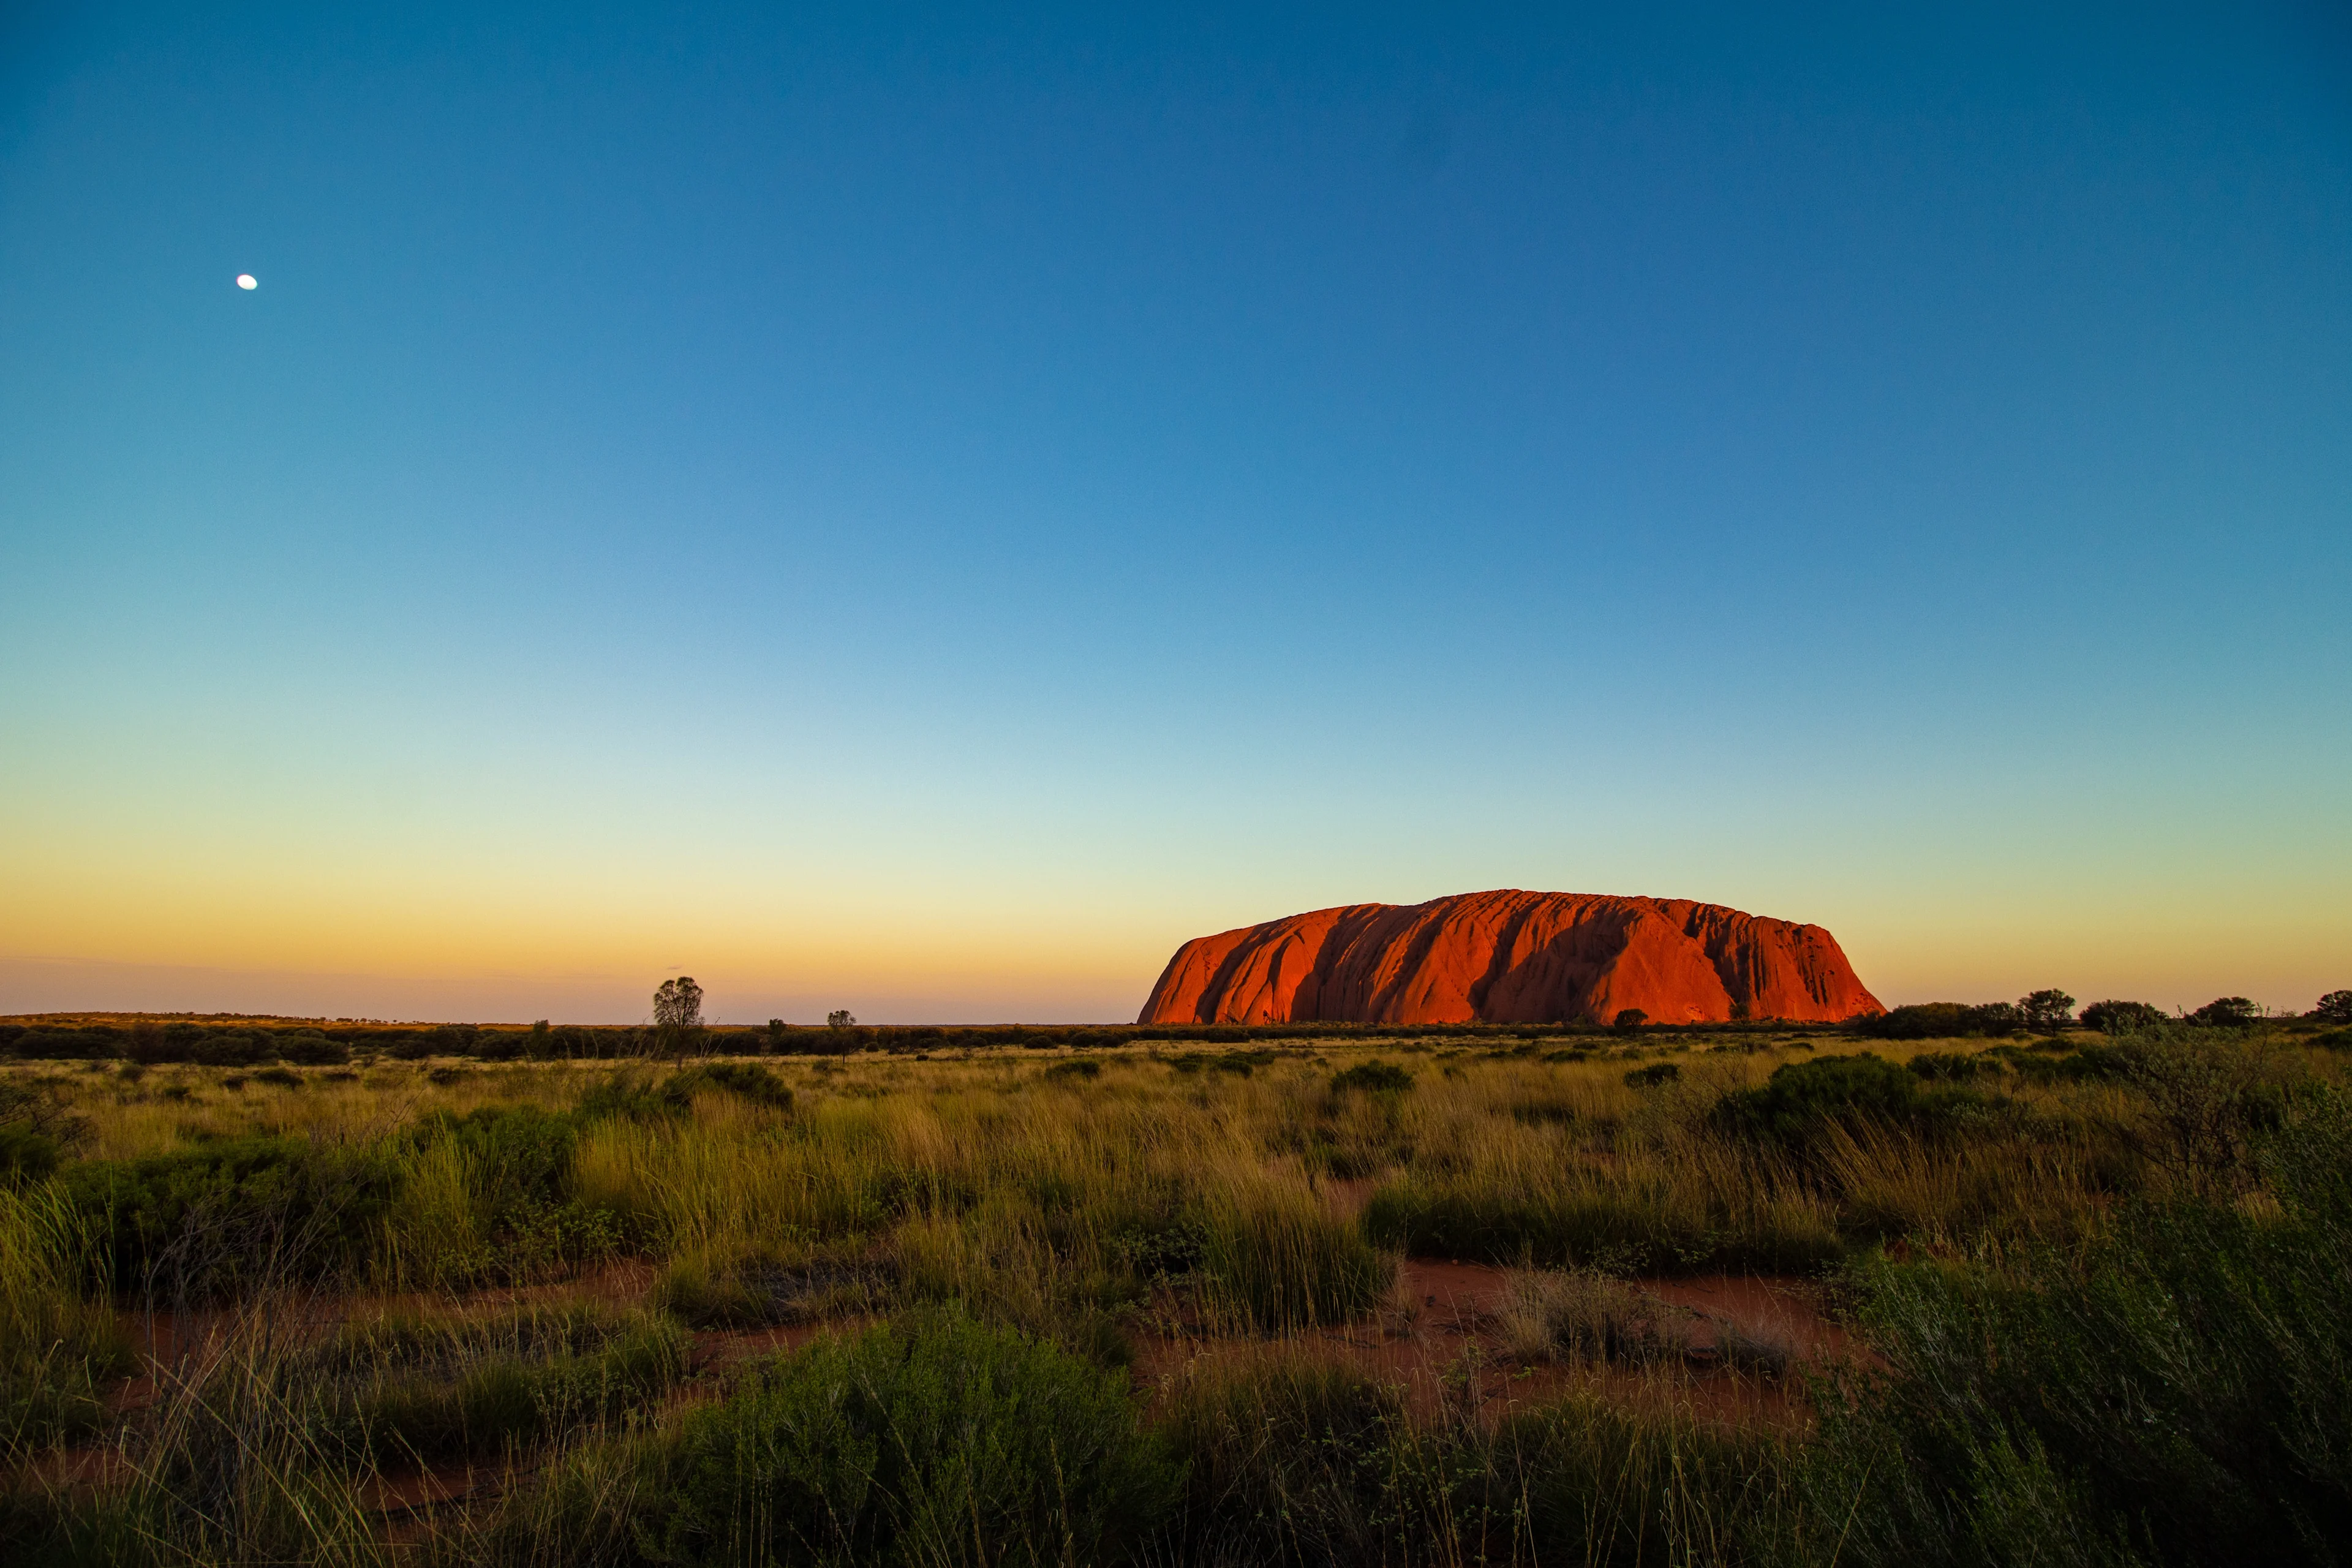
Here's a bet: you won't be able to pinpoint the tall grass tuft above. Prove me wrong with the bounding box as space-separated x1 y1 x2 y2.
0 1182 128 1447
1153 1346 1787 1567
4 1306 396 1568
476 1307 1180 1568
1790 1086 2352 1567
1153 1349 1433 1566
1196 1175 1393 1333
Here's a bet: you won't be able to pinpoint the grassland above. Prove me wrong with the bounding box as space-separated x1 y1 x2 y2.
0 1023 2344 1566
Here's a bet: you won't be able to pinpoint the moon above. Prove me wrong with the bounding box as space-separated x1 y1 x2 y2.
236 274 257 290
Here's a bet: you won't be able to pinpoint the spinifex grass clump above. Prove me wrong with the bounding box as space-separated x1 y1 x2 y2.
61 1135 398 1299
1494 1268 1692 1365
649 1242 888 1329
1711 1050 1995 1150
0 1182 129 1446
1795 1087 2352 1568
378 1104 628 1288
1477 1394 1790 1567
1196 1178 1394 1333
1329 1060 1414 1096
306 1304 687 1465
0 1310 394 1568
1360 1143 1845 1276
1154 1350 1431 1566
0 1078 89 1183
493 1308 1178 1568
1155 1346 1789 1568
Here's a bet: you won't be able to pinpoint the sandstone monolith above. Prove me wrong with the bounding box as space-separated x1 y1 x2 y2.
1137 889 1882 1026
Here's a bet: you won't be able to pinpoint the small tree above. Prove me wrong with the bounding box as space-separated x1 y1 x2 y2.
2313 990 2352 1026
2125 1028 2276 1199
654 976 706 1064
827 1009 855 1029
2080 999 2167 1035
2188 996 2260 1028
2018 989 2076 1033
1612 1008 1649 1034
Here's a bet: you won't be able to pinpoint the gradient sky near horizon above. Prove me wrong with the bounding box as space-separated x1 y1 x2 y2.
3 2 2347 1023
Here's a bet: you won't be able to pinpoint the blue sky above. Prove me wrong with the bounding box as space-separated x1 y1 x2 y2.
2 2 2346 1021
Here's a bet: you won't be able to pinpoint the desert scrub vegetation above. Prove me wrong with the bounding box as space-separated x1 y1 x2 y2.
0 1023 2340 1564
503 1307 1180 1567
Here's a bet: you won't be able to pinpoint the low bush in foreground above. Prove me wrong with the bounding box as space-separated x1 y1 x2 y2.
1714 1051 1998 1152
1795 1088 2352 1567
0 1183 130 1446
510 1308 1178 1568
1361 1172 1845 1276
312 1305 687 1464
60 1136 396 1298
0 1032 2345 1567
1155 1349 1787 1568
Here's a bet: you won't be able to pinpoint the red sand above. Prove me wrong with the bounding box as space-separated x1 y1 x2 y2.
1135 1256 1857 1430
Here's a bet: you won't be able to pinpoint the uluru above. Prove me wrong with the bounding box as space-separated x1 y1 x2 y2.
1139 889 1883 1026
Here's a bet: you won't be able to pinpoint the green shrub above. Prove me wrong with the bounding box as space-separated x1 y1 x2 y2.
1853 1003 2022 1040
413 1105 576 1210
2117 1028 2292 1200
0 1081 88 1186
1170 1050 1273 1077
671 1061 795 1109
641 1309 1178 1566
1999 1042 2135 1084
577 1070 696 1123
2080 999 2168 1034
60 1137 397 1298
1714 1052 1992 1151
275 1033 351 1066
1154 1354 1419 1566
1793 1090 2352 1567
1482 1395 1787 1567
0 1128 62 1186
1155 1353 1785 1568
1623 1061 1680 1088
321 1308 687 1464
190 1031 266 1066
1043 1058 1101 1081
0 1184 130 1446
1329 1060 1412 1096
388 1106 624 1286
649 1251 882 1329
1905 1050 1992 1082
648 1251 776 1328
1199 1189 1392 1332
1362 1176 1842 1276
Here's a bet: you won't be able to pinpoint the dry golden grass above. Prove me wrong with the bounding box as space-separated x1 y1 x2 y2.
4 1028 2343 1566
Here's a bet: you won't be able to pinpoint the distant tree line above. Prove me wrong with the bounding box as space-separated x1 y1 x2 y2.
0 1015 1839 1063
1852 989 2321 1041
0 988 2341 1063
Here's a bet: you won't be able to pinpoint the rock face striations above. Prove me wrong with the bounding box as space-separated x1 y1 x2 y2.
1138 889 1883 1027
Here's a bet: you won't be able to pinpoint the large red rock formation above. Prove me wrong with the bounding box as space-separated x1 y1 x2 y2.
1138 890 1883 1026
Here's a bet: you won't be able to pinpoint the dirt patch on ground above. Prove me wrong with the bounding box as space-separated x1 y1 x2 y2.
1136 1257 1854 1431
18 1256 1853 1531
